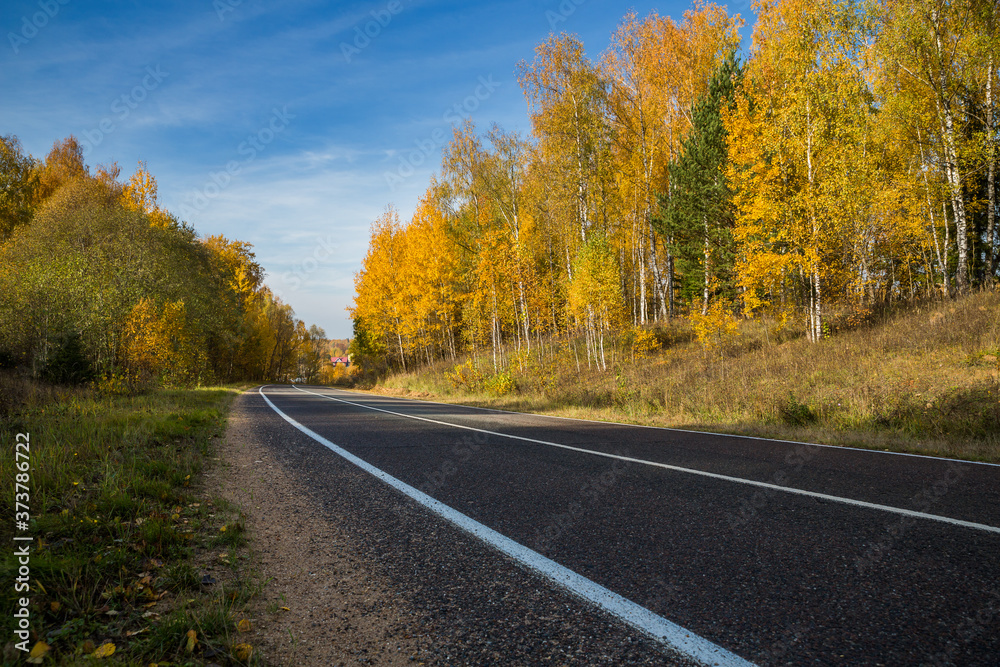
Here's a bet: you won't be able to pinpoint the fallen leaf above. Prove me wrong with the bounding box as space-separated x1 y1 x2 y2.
280 606 290 612
186 629 198 653
93 642 116 659
232 643 253 661
49 601 61 612
237 619 251 633
26 641 50 664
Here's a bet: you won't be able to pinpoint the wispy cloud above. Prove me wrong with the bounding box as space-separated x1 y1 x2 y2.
3 0 676 336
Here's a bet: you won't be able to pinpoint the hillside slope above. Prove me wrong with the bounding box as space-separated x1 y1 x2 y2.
369 290 1000 462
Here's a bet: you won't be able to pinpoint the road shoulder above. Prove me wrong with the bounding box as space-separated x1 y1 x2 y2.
207 390 427 666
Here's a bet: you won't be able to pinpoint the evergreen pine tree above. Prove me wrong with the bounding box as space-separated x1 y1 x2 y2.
653 51 743 313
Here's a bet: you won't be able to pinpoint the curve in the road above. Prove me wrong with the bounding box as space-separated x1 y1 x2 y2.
290 385 1000 536
259 386 754 667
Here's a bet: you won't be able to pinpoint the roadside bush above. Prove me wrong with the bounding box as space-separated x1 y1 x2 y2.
42 332 94 385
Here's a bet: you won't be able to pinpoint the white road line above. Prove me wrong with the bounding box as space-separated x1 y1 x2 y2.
259 387 754 667
325 386 1000 468
292 385 1000 536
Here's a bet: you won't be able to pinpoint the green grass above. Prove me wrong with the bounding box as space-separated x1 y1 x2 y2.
375 289 1000 462
0 380 262 665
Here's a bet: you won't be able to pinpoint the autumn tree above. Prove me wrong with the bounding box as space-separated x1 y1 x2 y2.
567 233 624 370
655 50 743 314
518 33 612 249
604 4 743 322
349 207 411 370
120 161 176 229
36 136 87 203
726 0 892 340
0 139 319 387
0 135 39 242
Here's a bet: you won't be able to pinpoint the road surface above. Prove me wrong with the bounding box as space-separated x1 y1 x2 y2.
247 384 1000 665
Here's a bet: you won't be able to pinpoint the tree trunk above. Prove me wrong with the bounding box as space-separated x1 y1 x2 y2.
702 214 710 315
940 106 969 293
805 98 822 341
918 127 949 296
933 27 969 293
987 55 997 285
639 218 647 324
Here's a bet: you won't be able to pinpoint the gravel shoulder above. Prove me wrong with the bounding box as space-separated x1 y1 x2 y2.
207 390 428 666
209 389 694 666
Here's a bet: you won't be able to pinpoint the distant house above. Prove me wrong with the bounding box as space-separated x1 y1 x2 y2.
331 356 350 367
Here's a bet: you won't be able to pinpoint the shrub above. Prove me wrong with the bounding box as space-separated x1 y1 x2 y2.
780 393 817 426
42 332 94 385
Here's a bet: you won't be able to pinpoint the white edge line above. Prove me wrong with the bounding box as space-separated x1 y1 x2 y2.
291 385 1000 536
258 386 755 667
315 385 1000 468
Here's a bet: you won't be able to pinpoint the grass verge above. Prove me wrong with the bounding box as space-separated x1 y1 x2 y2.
372 290 1000 462
0 379 262 665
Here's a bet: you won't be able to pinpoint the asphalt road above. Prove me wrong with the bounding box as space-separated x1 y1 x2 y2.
249 385 1000 666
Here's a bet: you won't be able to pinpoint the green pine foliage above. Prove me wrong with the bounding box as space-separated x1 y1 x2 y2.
653 51 743 311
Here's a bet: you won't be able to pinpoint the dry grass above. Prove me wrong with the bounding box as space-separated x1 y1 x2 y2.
375 289 1000 462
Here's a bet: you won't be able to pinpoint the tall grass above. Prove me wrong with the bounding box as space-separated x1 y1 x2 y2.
378 290 1000 461
0 379 258 664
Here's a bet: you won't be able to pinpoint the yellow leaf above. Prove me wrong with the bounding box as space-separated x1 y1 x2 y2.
280 606 290 611
237 618 251 633
186 629 198 652
219 525 227 532
26 641 50 663
233 643 253 661
49 601 61 612
93 642 116 659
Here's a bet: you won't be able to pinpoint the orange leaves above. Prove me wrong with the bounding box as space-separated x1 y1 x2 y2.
36 136 87 202
120 161 174 228
350 195 468 368
122 298 201 386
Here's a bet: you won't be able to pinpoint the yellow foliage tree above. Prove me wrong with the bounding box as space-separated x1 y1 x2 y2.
120 161 174 228
123 298 203 386
567 234 624 371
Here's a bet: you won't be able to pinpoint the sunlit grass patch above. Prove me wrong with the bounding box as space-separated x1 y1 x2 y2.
0 382 263 664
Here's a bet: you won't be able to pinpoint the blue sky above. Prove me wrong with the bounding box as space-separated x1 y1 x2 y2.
3 0 752 339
